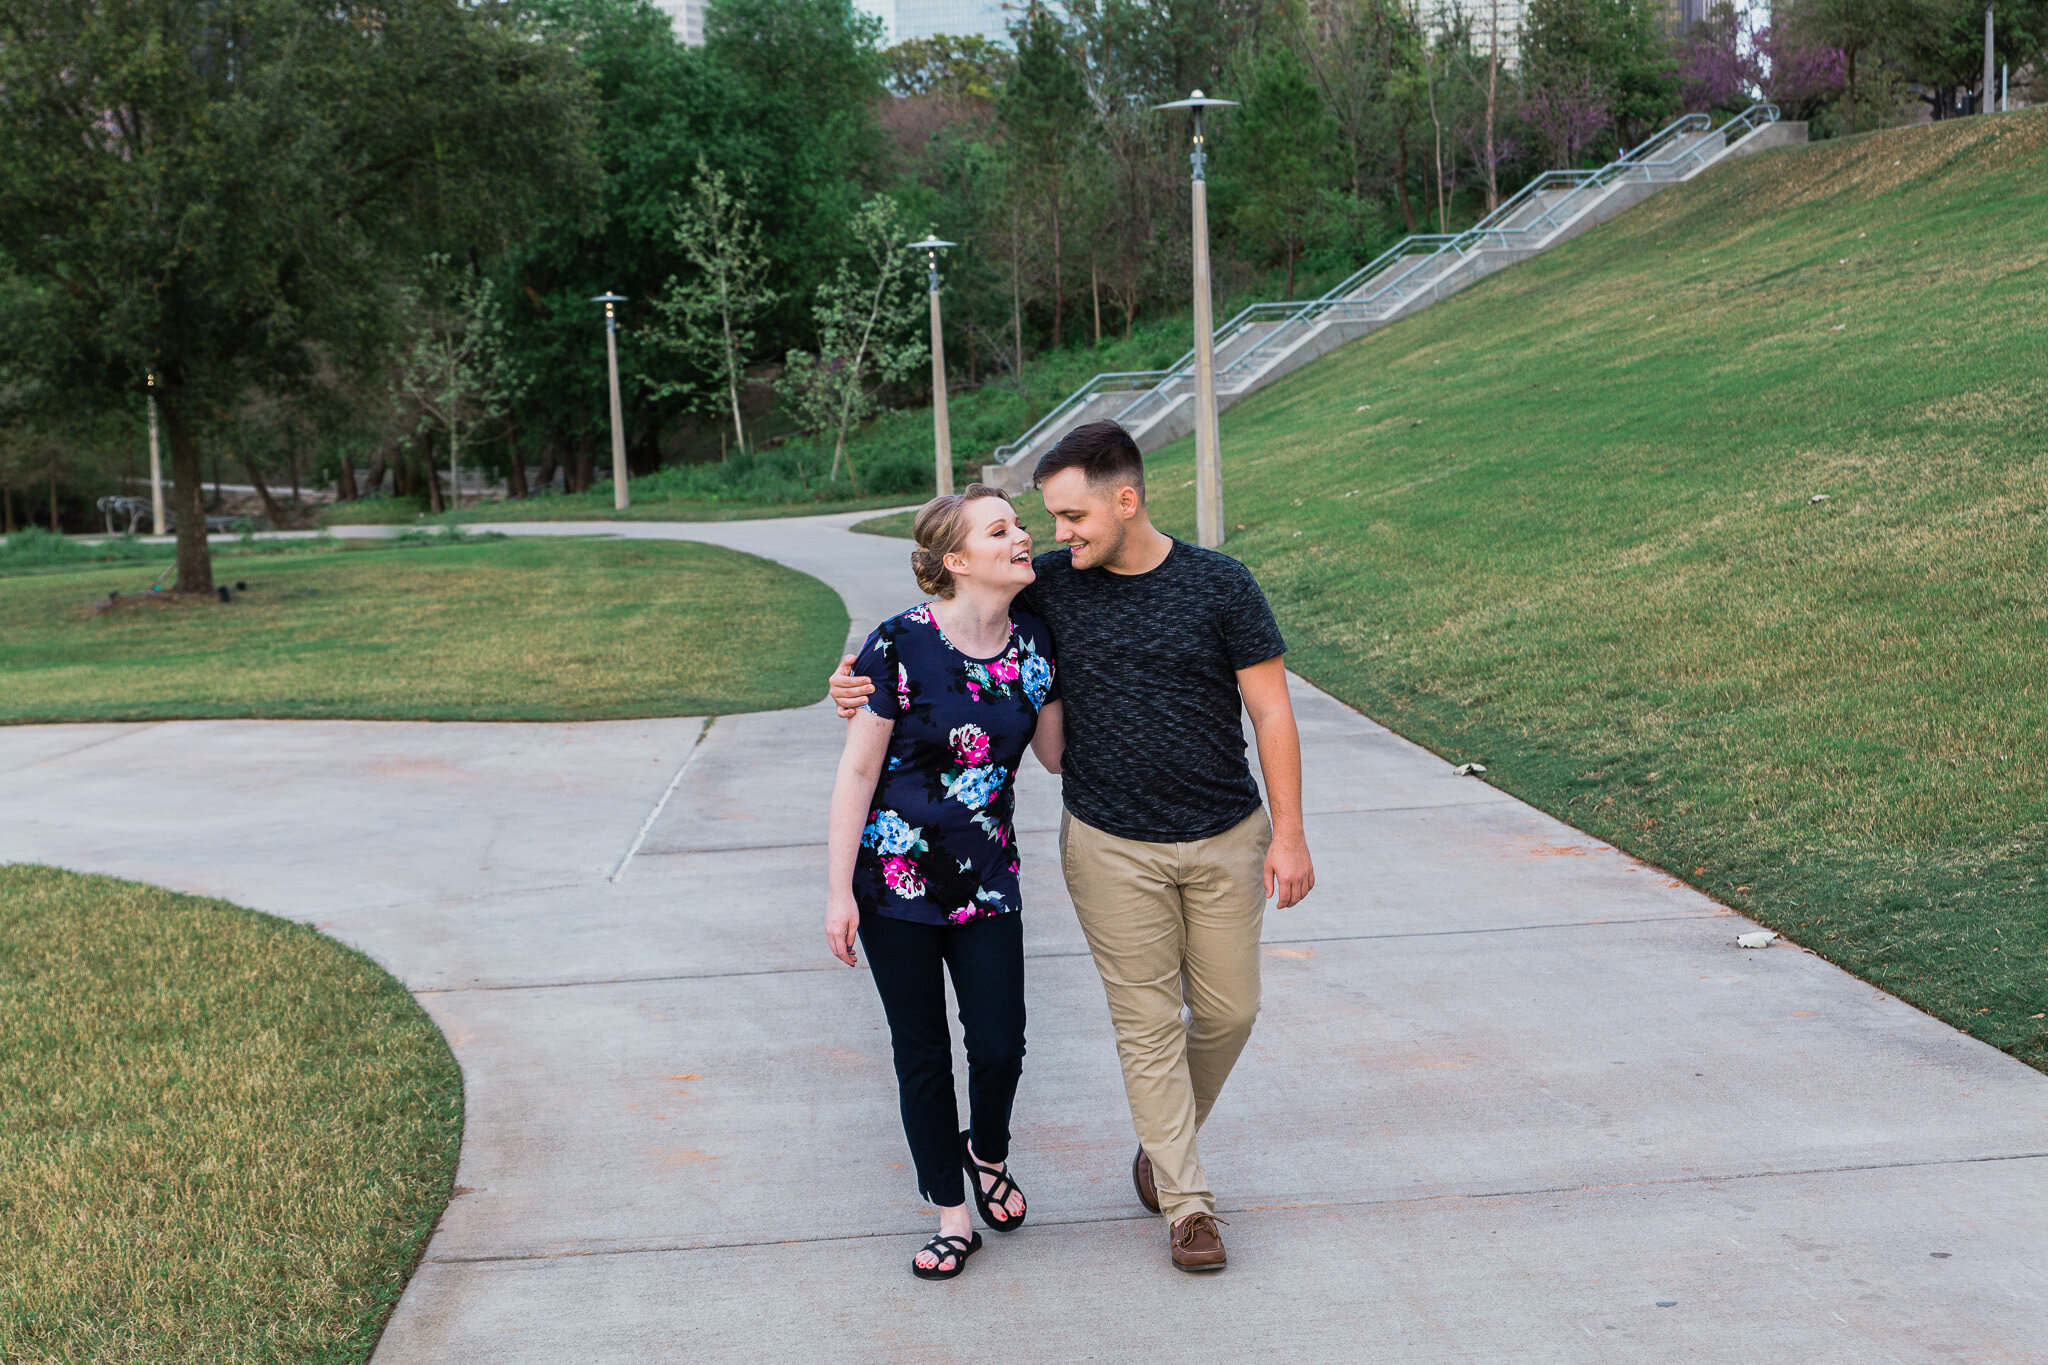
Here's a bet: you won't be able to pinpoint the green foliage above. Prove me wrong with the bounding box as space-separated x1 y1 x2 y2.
391 256 524 512
1522 0 1681 149
1221 47 1347 297
0 0 597 588
777 196 929 493
646 159 779 455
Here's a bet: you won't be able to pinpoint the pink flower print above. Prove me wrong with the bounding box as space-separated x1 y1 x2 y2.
896 663 911 710
905 603 935 626
986 656 1020 684
964 680 980 701
882 855 926 900
947 906 980 925
1007 860 1019 875
949 724 991 768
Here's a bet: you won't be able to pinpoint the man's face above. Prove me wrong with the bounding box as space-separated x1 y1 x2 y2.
1038 468 1132 571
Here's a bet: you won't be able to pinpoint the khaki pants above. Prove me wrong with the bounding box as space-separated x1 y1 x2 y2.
1060 807 1271 1222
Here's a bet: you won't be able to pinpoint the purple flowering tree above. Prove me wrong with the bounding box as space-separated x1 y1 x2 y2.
1524 66 1612 170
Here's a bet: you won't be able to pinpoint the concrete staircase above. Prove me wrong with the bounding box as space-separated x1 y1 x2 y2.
983 105 1805 490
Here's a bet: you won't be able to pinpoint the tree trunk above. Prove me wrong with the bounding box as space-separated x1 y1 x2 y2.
1091 258 1102 347
1484 0 1500 213
1396 127 1418 233
158 395 214 594
337 455 359 502
1010 207 1026 406
243 454 289 529
422 433 445 514
572 434 594 493
506 425 530 499
48 461 59 532
723 317 746 458
289 455 301 508
1050 184 1064 350
535 441 559 493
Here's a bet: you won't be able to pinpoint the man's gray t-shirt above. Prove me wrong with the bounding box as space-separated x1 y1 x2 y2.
1019 540 1286 844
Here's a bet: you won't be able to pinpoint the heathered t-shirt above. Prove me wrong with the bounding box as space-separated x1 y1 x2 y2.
1019 539 1286 844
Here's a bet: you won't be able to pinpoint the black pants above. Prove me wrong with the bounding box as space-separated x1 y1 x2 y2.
859 909 1026 1208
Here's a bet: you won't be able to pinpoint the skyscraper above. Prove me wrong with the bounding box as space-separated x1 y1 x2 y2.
654 0 706 46
856 0 1013 46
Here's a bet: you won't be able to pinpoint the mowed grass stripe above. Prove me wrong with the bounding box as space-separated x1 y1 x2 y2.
0 537 849 722
0 865 460 1363
1124 111 2048 1068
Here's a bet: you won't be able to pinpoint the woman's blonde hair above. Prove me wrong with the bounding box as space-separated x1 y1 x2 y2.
910 484 1014 598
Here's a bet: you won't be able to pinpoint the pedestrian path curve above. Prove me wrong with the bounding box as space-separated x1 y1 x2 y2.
3 511 2043 1361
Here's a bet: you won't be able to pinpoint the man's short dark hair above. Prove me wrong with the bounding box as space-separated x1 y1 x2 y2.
1033 420 1145 500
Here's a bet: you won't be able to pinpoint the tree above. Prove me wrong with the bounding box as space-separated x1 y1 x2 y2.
391 258 524 512
998 4 1096 350
647 160 778 458
777 196 927 493
0 0 595 591
1222 48 1343 297
1523 0 1680 151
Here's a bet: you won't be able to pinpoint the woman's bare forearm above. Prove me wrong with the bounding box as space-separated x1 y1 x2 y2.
828 714 891 892
1028 699 1065 774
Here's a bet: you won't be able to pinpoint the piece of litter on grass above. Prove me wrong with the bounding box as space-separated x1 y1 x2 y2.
1809 493 1831 504
1736 931 1779 949
1830 324 1845 332
1453 762 1487 776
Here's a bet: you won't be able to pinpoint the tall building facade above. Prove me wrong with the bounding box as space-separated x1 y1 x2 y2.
655 0 706 46
856 0 1014 46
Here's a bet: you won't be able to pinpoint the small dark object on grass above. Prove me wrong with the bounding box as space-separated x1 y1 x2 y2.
235 581 247 591
217 586 231 603
109 590 119 600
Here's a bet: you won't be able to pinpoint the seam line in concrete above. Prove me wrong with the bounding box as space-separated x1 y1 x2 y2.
628 798 1541 860
0 722 167 777
419 1150 2048 1267
609 717 715 883
408 912 1729 995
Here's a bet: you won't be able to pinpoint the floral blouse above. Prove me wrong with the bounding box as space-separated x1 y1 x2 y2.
852 602 1058 927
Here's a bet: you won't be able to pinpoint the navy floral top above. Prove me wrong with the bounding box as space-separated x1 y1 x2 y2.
853 603 1058 927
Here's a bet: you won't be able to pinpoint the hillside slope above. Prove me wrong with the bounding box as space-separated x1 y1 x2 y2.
1140 110 2048 1067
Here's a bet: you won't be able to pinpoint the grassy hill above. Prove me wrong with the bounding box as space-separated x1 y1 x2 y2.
1132 110 2048 1068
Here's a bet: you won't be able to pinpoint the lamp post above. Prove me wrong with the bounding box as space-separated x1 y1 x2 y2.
1156 90 1236 550
592 292 630 510
907 236 958 496
1984 6 1996 115
146 372 165 536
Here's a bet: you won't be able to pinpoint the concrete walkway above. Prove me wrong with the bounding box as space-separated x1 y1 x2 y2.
4 512 2044 1361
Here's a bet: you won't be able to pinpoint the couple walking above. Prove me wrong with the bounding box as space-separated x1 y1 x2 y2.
825 420 1315 1279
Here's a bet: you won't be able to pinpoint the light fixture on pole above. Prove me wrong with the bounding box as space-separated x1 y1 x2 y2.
146 371 165 536
907 235 958 496
592 292 631 511
1156 89 1236 550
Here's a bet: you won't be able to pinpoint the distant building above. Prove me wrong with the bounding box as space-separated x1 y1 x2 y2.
856 0 1014 46
1421 0 1529 64
654 0 706 46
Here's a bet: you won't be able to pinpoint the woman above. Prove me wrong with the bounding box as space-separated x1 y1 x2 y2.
825 484 1064 1280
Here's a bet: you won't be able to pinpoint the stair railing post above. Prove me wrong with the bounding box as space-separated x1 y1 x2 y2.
1158 90 1237 549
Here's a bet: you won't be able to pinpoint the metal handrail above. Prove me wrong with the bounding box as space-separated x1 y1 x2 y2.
991 103 1778 465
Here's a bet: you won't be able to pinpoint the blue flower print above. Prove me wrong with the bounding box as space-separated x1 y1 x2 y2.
943 764 1008 811
862 809 925 856
1020 650 1052 709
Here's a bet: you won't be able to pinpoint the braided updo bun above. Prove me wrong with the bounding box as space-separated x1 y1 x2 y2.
910 484 1013 598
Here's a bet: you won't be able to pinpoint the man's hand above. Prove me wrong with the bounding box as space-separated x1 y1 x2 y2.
1264 830 1315 909
829 654 874 719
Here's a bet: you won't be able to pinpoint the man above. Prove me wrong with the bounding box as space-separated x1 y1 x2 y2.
831 419 1314 1271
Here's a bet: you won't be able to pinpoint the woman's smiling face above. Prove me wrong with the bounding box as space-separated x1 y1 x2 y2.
945 496 1035 591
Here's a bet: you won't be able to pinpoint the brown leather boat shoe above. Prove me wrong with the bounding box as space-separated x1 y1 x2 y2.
1170 1212 1227 1272
1132 1145 1160 1214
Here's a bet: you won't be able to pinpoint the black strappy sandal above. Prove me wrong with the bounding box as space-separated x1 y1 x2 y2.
961 1130 1028 1232
911 1231 981 1281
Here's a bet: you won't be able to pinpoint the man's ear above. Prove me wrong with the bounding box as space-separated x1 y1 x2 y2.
1118 485 1140 519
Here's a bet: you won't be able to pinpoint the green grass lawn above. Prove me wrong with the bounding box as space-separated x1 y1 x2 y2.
850 509 918 538
319 488 917 527
967 113 2048 1069
0 865 459 1363
0 536 847 722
